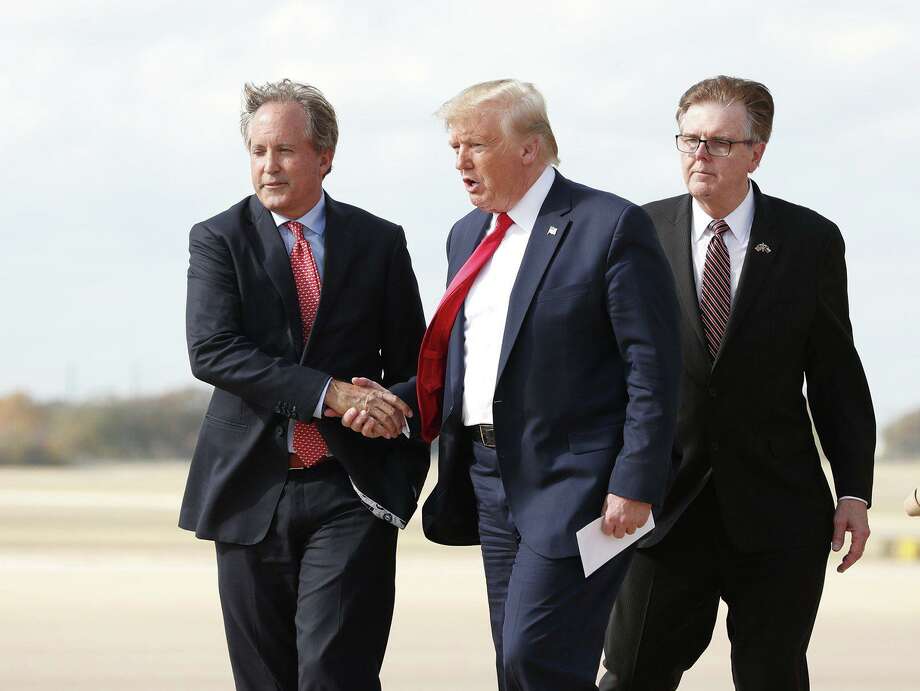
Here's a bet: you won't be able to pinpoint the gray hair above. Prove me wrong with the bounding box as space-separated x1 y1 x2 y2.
240 79 339 172
437 79 560 166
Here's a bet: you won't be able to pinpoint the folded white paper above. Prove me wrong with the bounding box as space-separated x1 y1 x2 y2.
576 514 655 577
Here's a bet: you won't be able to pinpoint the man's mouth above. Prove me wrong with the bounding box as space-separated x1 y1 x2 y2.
463 177 480 192
263 181 287 189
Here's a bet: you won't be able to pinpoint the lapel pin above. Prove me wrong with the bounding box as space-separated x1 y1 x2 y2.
547 225 558 236
754 243 771 254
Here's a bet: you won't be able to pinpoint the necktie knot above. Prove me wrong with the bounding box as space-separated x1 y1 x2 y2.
285 220 305 241
709 219 730 237
494 212 513 237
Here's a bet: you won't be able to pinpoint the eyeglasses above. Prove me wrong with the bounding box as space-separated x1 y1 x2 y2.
675 135 753 157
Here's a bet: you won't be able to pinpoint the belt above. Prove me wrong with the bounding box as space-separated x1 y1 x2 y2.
467 424 496 448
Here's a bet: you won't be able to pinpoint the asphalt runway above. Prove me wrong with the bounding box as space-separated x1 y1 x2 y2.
1 461 918 690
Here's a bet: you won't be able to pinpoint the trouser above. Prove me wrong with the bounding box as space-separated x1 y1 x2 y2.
215 461 397 691
600 482 828 691
471 439 634 691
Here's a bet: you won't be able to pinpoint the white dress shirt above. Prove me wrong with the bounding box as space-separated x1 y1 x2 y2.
462 165 555 425
690 182 754 304
689 182 866 506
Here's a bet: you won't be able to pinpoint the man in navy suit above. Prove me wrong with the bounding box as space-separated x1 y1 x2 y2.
344 79 681 691
180 80 428 691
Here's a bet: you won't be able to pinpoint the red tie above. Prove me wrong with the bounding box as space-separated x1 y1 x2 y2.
286 220 329 468
416 212 514 442
699 219 732 359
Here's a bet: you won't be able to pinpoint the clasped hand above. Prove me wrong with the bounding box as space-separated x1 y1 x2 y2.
323 378 411 439
601 494 652 539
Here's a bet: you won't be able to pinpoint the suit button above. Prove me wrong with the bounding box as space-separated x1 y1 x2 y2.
274 425 285 438
708 387 718 398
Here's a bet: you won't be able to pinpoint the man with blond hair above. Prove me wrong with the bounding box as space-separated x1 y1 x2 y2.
180 79 428 691
600 75 875 691
345 78 681 691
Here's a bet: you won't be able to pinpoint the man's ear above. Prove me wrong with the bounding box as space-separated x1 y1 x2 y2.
320 148 335 176
748 142 766 173
520 136 541 166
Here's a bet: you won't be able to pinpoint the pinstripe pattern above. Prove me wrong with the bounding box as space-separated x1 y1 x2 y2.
699 219 732 359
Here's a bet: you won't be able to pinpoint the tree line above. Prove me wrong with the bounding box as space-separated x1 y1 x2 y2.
0 389 918 464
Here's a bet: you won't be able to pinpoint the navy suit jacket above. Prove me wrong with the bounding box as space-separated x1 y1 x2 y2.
180 194 429 544
398 171 681 559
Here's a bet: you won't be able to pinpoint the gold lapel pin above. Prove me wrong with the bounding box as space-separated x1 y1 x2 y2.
547 225 558 236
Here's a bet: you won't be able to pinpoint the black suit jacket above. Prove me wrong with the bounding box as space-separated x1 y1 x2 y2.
395 171 681 559
643 182 875 552
179 194 429 544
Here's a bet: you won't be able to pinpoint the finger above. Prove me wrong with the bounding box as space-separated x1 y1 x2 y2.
601 515 616 536
365 406 400 436
625 524 637 535
351 377 385 391
376 391 413 418
831 515 847 551
613 524 627 539
340 408 360 427
324 407 342 418
360 418 384 439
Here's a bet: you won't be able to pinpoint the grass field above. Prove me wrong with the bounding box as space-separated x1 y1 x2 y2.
1 460 918 690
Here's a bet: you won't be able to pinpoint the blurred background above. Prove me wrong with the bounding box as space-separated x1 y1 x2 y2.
1 1 918 689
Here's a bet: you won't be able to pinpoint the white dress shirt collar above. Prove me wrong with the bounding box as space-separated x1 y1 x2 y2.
493 165 555 234
691 181 755 244
270 192 327 235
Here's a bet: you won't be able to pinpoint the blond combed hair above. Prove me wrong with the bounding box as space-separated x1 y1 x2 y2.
437 79 560 166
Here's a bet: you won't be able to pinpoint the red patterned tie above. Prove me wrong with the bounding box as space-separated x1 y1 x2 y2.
416 212 514 442
699 219 732 359
286 220 329 468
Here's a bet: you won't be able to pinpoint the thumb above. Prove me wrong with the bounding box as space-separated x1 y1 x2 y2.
351 377 384 391
831 515 846 551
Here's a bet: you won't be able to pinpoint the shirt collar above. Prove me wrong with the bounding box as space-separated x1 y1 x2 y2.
494 165 555 233
691 181 755 244
270 191 326 236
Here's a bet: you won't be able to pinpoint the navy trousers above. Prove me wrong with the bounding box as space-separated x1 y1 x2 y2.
470 439 634 691
215 461 397 691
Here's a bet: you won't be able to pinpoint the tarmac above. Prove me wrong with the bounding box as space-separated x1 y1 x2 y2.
1 461 918 690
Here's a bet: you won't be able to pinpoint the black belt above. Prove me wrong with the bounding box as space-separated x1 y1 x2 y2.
467 424 496 448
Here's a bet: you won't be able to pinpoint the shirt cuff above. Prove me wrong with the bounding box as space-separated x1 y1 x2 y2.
313 378 333 419
838 495 868 506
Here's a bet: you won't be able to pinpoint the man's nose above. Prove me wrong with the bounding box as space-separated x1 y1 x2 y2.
264 150 280 173
455 147 471 171
693 142 711 161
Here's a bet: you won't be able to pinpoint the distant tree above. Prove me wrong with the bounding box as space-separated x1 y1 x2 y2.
0 392 64 465
883 408 920 460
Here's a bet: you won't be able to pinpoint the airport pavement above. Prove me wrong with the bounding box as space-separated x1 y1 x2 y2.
1 461 918 690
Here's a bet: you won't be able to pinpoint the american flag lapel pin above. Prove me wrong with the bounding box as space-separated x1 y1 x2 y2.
547 225 558 236
754 242 771 254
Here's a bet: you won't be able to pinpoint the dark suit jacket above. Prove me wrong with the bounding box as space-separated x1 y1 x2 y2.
396 171 681 559
180 194 429 544
642 182 875 552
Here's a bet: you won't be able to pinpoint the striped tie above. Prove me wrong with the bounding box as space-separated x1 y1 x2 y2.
699 219 732 359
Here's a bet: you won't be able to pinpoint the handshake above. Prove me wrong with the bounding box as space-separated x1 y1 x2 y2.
323 377 411 439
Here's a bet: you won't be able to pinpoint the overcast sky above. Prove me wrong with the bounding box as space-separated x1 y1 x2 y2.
2 0 918 424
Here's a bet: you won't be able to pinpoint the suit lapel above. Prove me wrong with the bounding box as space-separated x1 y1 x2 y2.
495 172 572 385
662 196 708 354
444 213 490 421
305 194 355 361
714 183 778 366
251 197 304 354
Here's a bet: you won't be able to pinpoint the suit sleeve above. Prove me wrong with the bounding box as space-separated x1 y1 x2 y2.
806 225 875 504
186 222 330 421
604 204 682 505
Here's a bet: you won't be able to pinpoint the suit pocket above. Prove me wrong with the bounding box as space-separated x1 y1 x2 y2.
534 281 596 303
204 414 250 433
568 422 623 455
767 431 815 457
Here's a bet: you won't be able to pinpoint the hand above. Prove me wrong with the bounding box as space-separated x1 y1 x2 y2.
601 494 652 539
322 378 411 439
832 498 870 573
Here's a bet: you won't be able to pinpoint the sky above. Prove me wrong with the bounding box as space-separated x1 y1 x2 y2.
1 0 918 425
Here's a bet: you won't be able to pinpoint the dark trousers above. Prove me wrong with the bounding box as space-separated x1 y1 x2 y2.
470 440 634 691
215 461 397 691
600 482 829 691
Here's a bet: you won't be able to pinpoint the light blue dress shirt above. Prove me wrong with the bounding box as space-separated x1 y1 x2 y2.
270 193 332 452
